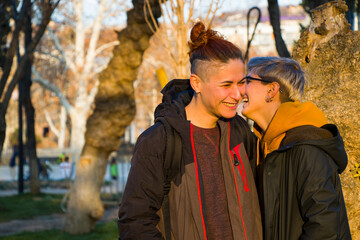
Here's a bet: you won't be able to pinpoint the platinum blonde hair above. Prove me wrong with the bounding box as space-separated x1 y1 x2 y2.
247 57 305 102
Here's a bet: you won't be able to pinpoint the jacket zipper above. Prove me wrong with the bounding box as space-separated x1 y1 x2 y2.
227 122 248 240
231 149 249 192
232 150 240 166
190 124 208 240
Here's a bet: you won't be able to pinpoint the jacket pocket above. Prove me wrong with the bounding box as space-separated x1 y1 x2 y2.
231 144 249 192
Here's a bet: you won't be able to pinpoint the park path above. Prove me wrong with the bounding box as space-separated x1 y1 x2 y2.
0 206 118 237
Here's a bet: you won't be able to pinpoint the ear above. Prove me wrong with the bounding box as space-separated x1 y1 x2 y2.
267 82 281 98
190 74 202 93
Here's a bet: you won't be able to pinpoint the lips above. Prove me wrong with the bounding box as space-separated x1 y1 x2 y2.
223 102 238 108
242 95 249 103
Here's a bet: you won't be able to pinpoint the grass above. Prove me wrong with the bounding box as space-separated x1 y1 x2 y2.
0 221 118 240
0 193 64 222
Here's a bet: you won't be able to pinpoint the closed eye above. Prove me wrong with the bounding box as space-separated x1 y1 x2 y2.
219 81 233 87
238 79 246 85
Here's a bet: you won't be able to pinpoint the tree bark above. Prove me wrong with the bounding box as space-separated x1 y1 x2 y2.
0 0 59 155
23 5 40 194
69 109 88 151
64 0 162 234
267 0 291 57
0 1 11 69
292 1 359 238
0 0 31 156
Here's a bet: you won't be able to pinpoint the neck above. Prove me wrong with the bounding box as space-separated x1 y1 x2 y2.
256 102 281 132
185 97 218 128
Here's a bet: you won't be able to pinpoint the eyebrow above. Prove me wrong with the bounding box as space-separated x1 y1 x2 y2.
241 76 274 83
219 80 234 84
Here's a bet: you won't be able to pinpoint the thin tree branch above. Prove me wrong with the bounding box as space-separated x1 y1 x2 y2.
144 0 160 33
46 26 77 72
44 109 60 137
84 0 107 76
2 0 59 113
35 50 65 63
0 0 31 98
87 80 99 106
94 41 120 56
32 67 73 113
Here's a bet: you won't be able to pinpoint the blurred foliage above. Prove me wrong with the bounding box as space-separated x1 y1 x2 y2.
0 193 63 222
0 221 118 240
0 0 11 69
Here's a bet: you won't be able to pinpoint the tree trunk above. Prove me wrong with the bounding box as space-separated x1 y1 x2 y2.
292 1 360 238
0 1 11 69
0 0 57 155
69 109 87 151
58 106 66 148
267 0 291 57
64 0 162 234
64 144 110 233
0 108 7 157
23 4 40 194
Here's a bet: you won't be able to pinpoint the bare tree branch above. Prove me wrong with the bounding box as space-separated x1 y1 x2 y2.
94 41 120 56
32 67 73 113
44 109 60 137
84 0 107 76
0 0 31 98
1 0 59 111
143 0 223 78
87 80 99 106
46 26 77 72
35 49 65 63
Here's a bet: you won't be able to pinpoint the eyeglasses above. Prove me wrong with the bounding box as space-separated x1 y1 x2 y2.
240 75 274 84
240 75 283 93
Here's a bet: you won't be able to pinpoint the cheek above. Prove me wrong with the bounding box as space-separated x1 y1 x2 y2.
215 88 229 99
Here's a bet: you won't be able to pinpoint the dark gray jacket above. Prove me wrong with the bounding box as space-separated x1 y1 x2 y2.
261 124 351 240
118 79 262 239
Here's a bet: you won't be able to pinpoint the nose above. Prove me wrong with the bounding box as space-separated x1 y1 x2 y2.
238 83 246 98
230 85 241 101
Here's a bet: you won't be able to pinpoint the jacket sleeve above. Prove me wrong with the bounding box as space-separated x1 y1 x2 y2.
118 124 165 240
295 145 342 240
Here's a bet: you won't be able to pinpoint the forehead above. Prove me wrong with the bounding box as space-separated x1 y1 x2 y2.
210 59 245 80
197 59 244 81
249 71 261 78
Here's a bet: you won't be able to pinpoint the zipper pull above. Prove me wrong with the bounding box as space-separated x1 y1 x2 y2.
232 150 240 166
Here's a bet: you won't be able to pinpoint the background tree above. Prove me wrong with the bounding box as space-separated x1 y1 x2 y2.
22 0 40 194
0 0 59 193
293 1 360 237
267 0 291 57
63 0 163 234
0 1 11 71
64 0 227 234
144 0 223 78
32 0 125 151
301 0 358 29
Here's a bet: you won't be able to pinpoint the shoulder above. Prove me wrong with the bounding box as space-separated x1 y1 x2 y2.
231 114 249 127
286 144 336 174
228 115 255 139
133 122 166 157
287 144 326 161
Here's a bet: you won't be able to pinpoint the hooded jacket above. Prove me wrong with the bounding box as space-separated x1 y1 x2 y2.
255 101 351 240
118 79 263 240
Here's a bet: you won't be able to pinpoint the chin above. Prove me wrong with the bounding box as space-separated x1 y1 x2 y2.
221 112 237 119
241 110 250 118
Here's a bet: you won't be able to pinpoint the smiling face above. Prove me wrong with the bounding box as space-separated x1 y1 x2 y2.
240 73 272 122
195 59 246 121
